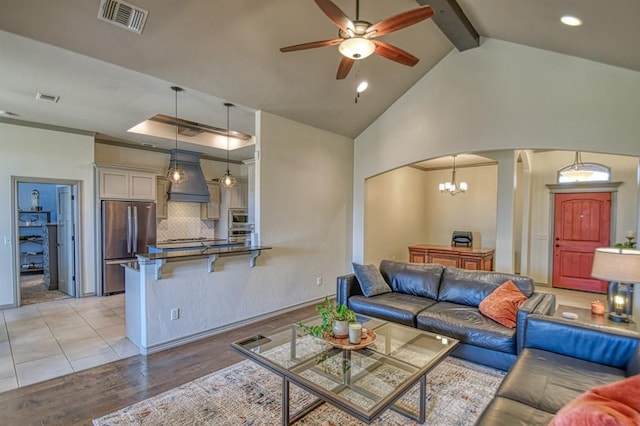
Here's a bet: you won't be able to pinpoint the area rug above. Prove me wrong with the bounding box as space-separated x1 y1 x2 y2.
94 356 504 425
20 274 70 305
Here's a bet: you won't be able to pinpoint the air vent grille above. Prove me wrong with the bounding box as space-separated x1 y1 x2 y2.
98 0 148 34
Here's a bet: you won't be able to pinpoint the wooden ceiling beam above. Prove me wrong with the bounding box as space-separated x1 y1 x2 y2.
416 0 479 51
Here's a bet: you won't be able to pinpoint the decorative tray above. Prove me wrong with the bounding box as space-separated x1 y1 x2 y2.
324 330 377 350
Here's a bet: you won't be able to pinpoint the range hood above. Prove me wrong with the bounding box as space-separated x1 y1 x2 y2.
166 149 210 203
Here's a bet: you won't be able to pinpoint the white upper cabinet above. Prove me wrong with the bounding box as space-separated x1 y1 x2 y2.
229 180 248 209
200 181 221 220
99 167 156 201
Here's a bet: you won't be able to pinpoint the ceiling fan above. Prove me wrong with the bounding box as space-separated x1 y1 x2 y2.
280 0 434 80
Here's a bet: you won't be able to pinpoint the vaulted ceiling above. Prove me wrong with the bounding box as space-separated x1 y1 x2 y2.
1 0 638 161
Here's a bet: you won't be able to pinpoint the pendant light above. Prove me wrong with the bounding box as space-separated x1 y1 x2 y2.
559 151 594 181
438 155 468 195
219 102 237 188
167 86 187 184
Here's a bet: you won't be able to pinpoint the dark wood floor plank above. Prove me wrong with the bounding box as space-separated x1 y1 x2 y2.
0 304 317 426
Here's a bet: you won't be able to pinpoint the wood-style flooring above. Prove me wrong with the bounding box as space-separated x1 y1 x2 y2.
0 304 317 426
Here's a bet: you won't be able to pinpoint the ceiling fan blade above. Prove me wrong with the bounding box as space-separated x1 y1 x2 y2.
280 38 343 52
366 6 434 37
314 0 353 32
336 57 355 80
372 40 419 67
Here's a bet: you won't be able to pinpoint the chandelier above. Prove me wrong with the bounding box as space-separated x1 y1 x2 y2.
439 155 467 195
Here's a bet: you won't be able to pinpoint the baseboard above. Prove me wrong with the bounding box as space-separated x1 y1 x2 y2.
141 295 329 355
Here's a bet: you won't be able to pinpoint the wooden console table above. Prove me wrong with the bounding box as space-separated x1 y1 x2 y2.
408 244 495 271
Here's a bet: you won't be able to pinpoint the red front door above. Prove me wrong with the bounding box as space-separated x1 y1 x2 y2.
552 192 611 293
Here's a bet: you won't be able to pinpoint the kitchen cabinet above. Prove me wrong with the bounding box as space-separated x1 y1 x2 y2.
228 180 248 209
200 181 221 220
408 244 495 271
99 167 156 200
18 210 50 274
156 176 168 219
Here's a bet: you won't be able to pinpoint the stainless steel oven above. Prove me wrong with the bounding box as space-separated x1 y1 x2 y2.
228 208 249 228
228 227 253 244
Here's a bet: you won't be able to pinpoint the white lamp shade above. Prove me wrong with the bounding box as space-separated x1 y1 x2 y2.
339 37 375 60
591 248 640 282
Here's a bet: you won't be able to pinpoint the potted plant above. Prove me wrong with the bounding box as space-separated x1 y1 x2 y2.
298 296 356 338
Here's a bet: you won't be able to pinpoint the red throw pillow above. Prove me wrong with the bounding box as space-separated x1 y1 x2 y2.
478 280 527 328
549 375 640 426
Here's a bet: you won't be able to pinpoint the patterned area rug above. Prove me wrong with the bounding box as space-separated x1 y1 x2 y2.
94 356 504 425
20 274 70 305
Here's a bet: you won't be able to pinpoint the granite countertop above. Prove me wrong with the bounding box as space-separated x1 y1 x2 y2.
151 239 235 249
137 245 271 261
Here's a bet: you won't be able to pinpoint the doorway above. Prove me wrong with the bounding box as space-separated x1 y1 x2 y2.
552 191 611 293
13 178 80 307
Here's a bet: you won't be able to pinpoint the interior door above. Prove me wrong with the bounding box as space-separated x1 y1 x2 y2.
56 185 76 296
552 192 611 293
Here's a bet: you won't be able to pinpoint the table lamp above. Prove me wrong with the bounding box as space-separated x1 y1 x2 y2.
591 248 640 323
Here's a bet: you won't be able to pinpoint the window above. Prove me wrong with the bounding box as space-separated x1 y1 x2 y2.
558 152 610 183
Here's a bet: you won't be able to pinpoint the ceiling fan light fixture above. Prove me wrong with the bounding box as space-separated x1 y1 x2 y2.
356 81 368 93
339 37 375 60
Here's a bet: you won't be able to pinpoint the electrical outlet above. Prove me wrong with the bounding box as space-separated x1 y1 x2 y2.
316 277 323 286
170 308 179 320
3 236 11 245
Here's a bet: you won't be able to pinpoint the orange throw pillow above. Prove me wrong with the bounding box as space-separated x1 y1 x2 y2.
478 280 527 328
549 375 640 426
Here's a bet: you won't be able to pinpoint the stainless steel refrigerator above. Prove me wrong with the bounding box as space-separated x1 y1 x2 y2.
102 200 156 294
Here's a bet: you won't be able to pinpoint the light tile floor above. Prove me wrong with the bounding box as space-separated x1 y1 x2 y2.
0 294 138 392
0 285 606 394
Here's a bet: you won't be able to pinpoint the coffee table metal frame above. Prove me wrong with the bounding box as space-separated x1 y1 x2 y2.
231 315 458 425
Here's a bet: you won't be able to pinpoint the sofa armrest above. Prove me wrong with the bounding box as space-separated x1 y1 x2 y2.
524 314 640 369
336 273 363 306
515 292 556 353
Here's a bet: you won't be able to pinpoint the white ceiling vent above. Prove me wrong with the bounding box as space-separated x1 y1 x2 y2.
98 0 148 34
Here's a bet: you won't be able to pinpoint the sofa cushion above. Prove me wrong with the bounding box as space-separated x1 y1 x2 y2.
416 302 517 354
549 375 640 426
479 280 528 328
352 263 392 297
379 260 443 300
475 396 555 426
348 293 437 327
438 267 535 307
496 348 627 415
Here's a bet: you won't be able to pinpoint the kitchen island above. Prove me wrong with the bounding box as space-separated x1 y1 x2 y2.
124 243 272 355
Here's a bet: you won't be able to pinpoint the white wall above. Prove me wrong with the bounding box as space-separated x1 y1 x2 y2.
364 166 428 264
423 164 498 248
353 38 640 267
0 123 95 306
255 111 354 308
364 163 498 266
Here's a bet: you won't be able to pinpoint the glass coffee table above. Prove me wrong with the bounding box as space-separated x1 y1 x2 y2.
231 315 458 425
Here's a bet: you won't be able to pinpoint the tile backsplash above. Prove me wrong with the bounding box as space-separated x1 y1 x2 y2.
156 202 215 241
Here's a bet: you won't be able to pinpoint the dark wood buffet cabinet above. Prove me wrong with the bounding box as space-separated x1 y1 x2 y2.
408 244 495 271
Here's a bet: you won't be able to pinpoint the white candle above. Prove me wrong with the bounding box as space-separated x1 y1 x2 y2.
349 323 362 344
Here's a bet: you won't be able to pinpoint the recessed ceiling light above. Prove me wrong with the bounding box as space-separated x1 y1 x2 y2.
561 15 582 26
